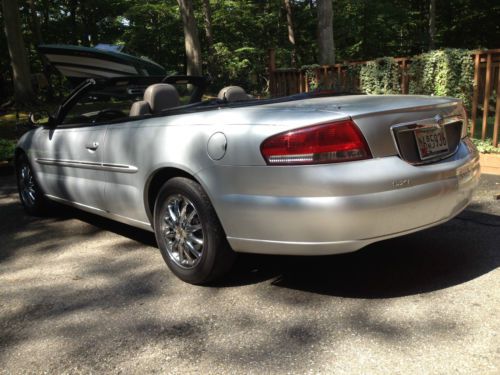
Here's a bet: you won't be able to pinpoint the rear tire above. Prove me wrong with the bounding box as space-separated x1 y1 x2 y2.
153 177 236 285
16 153 50 216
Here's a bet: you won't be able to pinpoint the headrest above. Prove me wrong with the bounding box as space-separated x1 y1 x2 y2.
129 100 151 117
143 84 180 113
217 86 252 102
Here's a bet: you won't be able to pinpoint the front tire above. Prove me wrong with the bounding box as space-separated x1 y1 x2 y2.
153 177 235 284
16 153 50 216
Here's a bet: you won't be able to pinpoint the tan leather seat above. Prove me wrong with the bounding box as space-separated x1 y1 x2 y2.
217 86 252 102
130 83 180 116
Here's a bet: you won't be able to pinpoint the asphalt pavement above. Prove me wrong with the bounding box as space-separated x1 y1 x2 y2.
0 171 499 374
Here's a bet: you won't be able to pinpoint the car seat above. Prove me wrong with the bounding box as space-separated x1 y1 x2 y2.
130 83 180 116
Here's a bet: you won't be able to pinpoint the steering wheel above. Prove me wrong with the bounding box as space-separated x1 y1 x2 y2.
92 109 126 123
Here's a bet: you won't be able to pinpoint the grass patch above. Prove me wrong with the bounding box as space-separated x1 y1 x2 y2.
0 111 29 140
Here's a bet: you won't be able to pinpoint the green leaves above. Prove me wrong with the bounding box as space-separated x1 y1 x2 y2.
408 49 474 110
360 57 401 95
121 2 182 71
471 138 500 154
0 139 16 162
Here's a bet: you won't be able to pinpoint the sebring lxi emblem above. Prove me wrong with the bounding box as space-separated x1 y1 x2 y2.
392 179 411 188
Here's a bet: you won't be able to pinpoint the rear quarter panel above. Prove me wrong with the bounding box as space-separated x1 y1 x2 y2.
102 107 348 225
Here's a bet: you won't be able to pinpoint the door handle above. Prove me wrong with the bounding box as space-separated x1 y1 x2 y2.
85 141 99 151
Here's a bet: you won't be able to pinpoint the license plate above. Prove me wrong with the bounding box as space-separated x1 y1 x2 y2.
415 127 449 160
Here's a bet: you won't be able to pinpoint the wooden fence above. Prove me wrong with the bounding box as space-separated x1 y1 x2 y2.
268 49 500 147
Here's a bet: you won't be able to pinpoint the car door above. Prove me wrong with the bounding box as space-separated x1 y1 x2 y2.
33 80 109 211
34 123 108 211
101 119 151 226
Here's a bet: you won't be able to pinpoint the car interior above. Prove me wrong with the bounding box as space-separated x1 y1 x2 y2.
56 74 347 127
59 75 257 126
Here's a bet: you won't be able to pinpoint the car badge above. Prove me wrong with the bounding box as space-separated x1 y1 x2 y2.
434 114 444 127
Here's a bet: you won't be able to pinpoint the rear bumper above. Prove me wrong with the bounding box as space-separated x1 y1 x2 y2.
199 139 480 255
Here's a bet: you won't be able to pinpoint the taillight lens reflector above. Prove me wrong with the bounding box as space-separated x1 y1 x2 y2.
260 119 372 165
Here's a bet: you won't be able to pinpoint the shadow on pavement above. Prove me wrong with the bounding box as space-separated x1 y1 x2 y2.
55 205 158 248
5 197 499 299
218 209 500 299
2 170 499 299
265 210 499 298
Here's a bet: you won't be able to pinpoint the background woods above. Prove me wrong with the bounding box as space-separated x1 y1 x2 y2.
0 0 499 161
1 0 499 103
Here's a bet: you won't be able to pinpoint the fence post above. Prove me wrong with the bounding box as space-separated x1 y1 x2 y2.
482 52 492 140
470 52 481 137
268 48 276 97
493 70 500 147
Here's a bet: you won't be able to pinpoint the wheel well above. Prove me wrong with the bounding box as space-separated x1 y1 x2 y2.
13 148 26 168
14 148 25 160
146 167 196 224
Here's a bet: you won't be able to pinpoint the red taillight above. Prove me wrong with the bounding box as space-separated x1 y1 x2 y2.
260 119 372 165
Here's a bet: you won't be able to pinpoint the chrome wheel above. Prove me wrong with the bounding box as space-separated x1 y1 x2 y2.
161 194 204 269
19 163 36 207
154 177 236 284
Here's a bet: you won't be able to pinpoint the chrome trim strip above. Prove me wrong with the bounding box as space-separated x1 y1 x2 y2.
390 115 463 165
36 158 138 173
391 115 463 133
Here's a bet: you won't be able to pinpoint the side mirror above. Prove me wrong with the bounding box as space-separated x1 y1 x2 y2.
28 111 55 127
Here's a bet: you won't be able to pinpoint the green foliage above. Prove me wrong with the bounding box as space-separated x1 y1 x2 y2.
344 64 362 92
301 64 320 91
408 49 474 110
210 43 264 94
0 139 16 161
360 57 401 94
0 0 499 100
206 0 286 94
471 138 500 154
122 2 183 72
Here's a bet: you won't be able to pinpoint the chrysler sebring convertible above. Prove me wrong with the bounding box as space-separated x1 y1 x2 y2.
15 75 480 284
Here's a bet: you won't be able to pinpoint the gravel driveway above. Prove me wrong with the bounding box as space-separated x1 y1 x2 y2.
0 172 499 374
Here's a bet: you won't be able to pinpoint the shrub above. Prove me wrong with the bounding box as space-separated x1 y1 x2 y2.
0 139 16 162
471 138 500 154
408 49 474 110
359 57 401 95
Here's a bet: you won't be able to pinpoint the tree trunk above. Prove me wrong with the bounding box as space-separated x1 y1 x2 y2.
283 0 297 67
40 0 49 32
429 0 436 50
80 1 90 46
201 0 214 51
69 0 78 45
26 0 43 45
2 0 35 105
201 0 214 74
27 0 56 100
317 0 335 65
177 0 202 76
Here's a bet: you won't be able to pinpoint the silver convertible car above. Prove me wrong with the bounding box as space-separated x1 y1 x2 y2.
16 75 480 284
